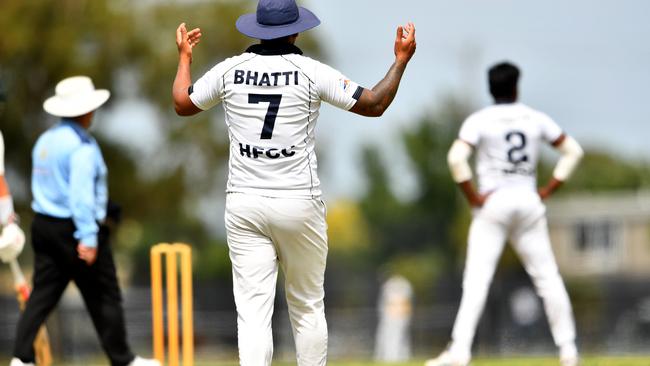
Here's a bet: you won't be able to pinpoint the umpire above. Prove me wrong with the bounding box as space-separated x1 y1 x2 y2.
11 76 158 366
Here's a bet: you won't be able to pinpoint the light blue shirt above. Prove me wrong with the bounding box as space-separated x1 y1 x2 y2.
32 120 108 247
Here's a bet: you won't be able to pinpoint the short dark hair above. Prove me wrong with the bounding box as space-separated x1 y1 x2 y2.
488 62 520 101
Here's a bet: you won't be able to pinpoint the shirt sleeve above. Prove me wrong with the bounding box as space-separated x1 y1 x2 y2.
0 131 5 175
458 115 481 146
315 62 363 111
69 145 99 247
189 62 228 111
539 113 564 143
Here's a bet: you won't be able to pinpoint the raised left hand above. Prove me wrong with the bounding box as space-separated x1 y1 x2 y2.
176 22 202 61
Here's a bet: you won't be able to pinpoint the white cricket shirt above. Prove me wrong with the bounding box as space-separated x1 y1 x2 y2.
459 103 563 193
190 43 363 199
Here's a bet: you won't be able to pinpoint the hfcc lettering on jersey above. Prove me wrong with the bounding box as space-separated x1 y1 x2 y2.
502 165 536 176
234 70 299 86
239 143 296 159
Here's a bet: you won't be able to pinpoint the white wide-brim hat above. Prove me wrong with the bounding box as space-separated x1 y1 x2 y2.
43 76 110 118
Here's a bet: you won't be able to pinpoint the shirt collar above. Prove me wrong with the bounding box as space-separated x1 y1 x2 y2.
61 118 92 144
246 43 303 56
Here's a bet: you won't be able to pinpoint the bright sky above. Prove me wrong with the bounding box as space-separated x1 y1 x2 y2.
304 0 650 199
101 0 650 201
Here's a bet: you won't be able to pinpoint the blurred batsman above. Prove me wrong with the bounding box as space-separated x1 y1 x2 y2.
172 0 416 364
426 62 583 366
2 120 49 366
10 77 159 366
0 129 25 263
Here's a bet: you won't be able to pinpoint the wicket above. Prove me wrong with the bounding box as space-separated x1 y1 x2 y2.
151 243 194 366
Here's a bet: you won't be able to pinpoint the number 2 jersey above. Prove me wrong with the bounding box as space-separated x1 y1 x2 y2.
459 103 563 194
189 43 363 199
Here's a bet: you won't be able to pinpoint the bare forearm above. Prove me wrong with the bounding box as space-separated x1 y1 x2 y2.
458 180 492 208
173 55 193 115
539 177 564 200
350 59 408 117
174 55 192 90
371 60 408 111
458 180 480 206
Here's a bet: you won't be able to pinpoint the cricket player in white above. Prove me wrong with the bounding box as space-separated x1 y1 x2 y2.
0 131 16 226
172 0 416 365
0 131 25 263
426 62 583 366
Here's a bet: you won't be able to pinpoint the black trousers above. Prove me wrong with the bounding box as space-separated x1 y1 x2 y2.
13 214 135 366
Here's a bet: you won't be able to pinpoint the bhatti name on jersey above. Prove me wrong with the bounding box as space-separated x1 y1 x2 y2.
234 70 299 87
239 143 296 159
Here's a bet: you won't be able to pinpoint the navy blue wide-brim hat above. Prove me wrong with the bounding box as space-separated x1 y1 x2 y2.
236 0 321 40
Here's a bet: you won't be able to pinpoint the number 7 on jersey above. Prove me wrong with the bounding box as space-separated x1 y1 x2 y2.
248 94 283 140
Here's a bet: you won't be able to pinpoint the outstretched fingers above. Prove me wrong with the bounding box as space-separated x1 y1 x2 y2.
394 21 416 63
406 22 416 41
400 22 415 43
187 28 202 48
187 28 201 39
396 22 416 44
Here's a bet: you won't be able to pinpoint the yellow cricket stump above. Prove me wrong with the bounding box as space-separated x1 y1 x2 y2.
151 243 194 366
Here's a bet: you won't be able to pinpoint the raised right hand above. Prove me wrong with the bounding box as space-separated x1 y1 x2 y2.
394 22 417 64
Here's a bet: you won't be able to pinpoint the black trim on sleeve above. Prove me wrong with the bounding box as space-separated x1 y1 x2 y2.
188 85 194 95
352 86 364 101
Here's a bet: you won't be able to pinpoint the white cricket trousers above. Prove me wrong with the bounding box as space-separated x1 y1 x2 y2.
449 188 576 359
225 193 328 366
